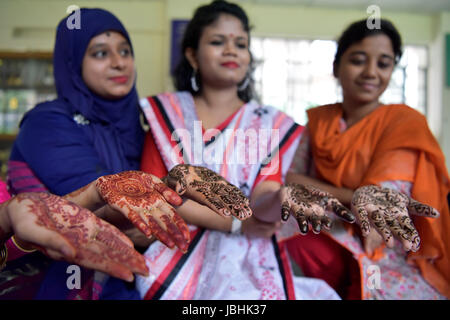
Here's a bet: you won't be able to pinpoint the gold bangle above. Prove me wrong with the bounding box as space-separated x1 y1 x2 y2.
0 243 7 271
11 236 36 253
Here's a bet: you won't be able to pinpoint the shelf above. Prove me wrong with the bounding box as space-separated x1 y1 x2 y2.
0 134 17 141
0 85 54 91
0 51 52 59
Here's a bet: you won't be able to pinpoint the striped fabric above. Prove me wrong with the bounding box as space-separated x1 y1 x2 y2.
7 160 48 195
136 92 340 300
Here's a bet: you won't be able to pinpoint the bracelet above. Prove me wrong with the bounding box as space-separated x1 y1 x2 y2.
230 217 242 235
0 243 7 271
11 236 36 253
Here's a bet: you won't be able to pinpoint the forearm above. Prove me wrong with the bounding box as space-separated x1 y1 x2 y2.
176 199 232 232
250 180 282 223
286 172 353 206
63 181 105 212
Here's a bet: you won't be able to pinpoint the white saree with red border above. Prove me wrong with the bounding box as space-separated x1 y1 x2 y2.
136 92 339 300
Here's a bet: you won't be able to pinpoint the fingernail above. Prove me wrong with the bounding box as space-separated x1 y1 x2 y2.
126 273 134 282
301 224 308 234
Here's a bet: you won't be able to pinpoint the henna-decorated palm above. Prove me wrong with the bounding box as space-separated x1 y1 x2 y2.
351 185 440 252
95 171 191 252
280 183 355 234
165 164 252 220
6 193 148 282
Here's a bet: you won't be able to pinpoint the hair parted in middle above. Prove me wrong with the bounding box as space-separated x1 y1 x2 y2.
173 0 255 102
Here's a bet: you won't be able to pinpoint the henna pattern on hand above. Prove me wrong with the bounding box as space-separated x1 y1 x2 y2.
9 192 148 281
96 171 190 252
351 185 439 252
166 164 252 220
280 183 354 235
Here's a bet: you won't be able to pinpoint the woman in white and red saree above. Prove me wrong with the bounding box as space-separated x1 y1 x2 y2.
135 0 340 300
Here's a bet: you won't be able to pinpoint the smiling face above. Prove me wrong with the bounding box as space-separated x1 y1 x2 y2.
334 34 395 105
185 13 251 90
82 31 135 100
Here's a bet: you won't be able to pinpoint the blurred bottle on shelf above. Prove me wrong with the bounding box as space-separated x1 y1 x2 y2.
4 91 20 134
0 90 4 134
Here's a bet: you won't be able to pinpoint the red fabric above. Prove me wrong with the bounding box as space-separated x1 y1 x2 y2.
285 232 361 300
140 130 168 178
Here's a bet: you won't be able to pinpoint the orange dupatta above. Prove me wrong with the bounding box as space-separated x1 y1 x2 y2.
307 103 450 298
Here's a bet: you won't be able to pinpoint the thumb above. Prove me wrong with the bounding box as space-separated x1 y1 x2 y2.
18 228 77 260
408 198 440 218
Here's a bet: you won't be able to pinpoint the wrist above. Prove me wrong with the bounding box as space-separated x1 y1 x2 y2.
65 182 103 212
11 235 36 252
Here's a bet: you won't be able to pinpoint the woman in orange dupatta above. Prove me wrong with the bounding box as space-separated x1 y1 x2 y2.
286 19 450 299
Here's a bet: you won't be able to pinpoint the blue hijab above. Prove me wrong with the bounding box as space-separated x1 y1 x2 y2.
27 8 143 173
31 8 143 300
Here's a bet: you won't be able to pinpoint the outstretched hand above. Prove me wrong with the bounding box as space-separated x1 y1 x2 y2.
165 164 252 220
4 193 148 282
280 183 355 234
351 185 440 252
95 171 191 252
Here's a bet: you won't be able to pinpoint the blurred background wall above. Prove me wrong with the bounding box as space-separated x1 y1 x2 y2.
0 0 449 173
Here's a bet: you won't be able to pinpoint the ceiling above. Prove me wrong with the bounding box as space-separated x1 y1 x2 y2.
238 0 450 13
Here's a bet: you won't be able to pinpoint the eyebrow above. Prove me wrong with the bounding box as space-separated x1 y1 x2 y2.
210 34 248 40
349 51 394 60
87 41 130 51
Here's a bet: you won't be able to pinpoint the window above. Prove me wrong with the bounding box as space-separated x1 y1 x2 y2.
251 37 428 125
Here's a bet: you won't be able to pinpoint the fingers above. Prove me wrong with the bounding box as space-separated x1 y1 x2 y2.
294 208 309 235
126 209 154 238
368 210 394 248
157 204 191 252
352 204 371 237
397 215 421 252
141 208 176 249
309 213 322 234
281 201 291 222
76 226 149 279
138 204 190 252
328 199 355 223
235 201 253 220
170 165 252 220
321 215 332 230
153 181 184 207
408 199 440 218
74 246 136 282
384 216 410 250
166 166 189 195
184 187 232 218
15 225 77 260
90 226 149 277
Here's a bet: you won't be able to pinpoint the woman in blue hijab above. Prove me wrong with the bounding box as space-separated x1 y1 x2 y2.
9 8 144 196
6 8 144 299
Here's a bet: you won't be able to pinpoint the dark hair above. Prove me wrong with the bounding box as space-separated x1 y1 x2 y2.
173 0 255 102
334 19 403 70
